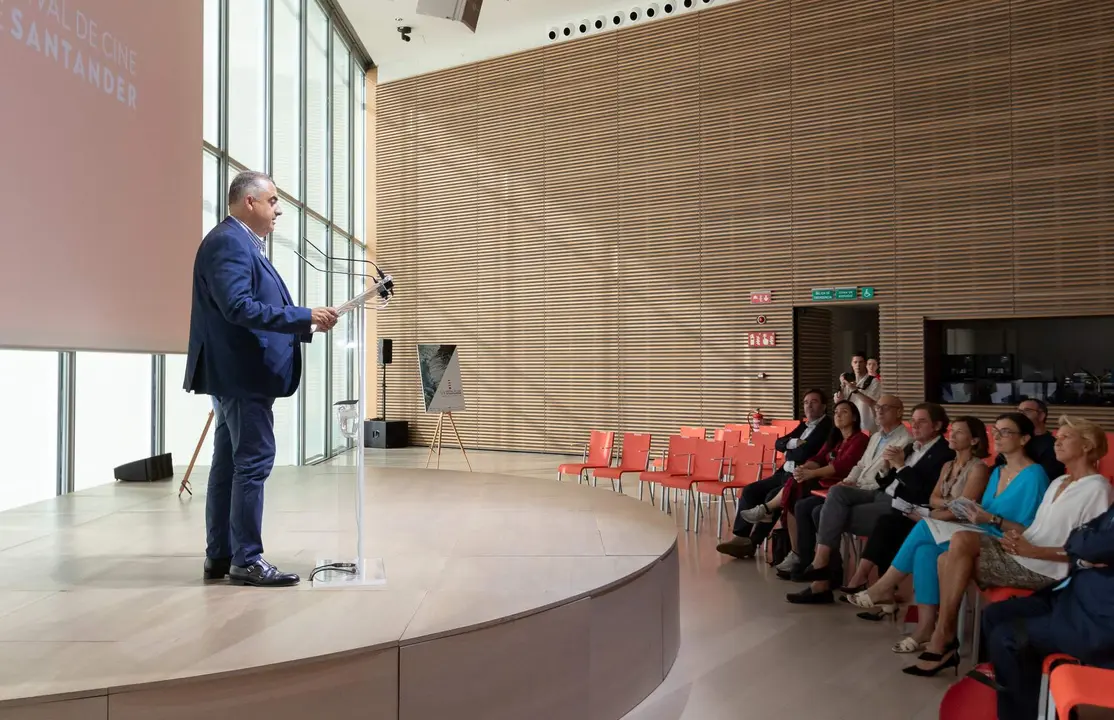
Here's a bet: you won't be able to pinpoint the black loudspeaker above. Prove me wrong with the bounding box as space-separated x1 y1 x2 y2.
378 338 393 365
365 420 409 449
114 453 174 482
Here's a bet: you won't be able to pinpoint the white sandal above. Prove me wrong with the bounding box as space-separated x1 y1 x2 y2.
892 636 926 654
845 591 882 609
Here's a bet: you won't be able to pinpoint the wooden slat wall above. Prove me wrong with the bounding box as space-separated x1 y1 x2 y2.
476 50 547 451
375 0 1114 452
700 0 794 429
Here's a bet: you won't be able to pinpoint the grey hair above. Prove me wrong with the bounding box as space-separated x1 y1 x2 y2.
228 171 274 205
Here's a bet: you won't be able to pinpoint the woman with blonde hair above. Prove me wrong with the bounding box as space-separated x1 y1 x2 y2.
906 415 1113 676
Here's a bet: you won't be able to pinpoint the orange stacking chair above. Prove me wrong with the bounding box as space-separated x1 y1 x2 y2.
1098 434 1114 480
593 432 652 493
713 428 744 446
556 430 614 484
1044 656 1114 719
637 435 698 504
771 419 798 433
752 431 780 474
648 426 706 471
657 439 726 531
692 442 766 537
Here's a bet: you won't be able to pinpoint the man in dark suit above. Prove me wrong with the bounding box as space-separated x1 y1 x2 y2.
715 389 832 561
786 402 955 603
185 171 338 588
982 503 1114 720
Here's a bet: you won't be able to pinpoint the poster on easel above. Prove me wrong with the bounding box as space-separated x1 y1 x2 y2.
417 344 466 413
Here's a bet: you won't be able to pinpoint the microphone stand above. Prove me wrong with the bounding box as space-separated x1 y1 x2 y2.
287 237 395 588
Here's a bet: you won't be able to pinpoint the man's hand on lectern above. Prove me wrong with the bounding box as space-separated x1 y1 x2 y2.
311 307 339 331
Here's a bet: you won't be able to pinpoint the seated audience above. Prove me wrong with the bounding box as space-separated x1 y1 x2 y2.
776 395 909 581
842 416 991 618
982 499 1114 719
995 398 1064 485
739 401 869 561
835 352 882 433
784 403 954 604
845 412 1050 652
907 417 1112 677
715 390 831 562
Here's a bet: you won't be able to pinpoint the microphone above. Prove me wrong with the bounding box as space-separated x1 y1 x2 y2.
281 236 395 331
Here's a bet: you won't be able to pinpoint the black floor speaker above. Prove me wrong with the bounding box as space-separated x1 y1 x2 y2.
365 420 409 449
114 453 174 482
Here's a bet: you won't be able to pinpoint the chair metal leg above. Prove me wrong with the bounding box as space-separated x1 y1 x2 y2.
683 490 690 531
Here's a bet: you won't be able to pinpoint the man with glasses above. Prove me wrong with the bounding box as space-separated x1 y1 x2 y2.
783 395 911 578
998 399 1064 481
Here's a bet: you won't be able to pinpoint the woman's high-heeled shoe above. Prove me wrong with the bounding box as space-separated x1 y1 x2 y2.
854 604 899 622
902 650 960 677
838 582 867 594
917 637 960 662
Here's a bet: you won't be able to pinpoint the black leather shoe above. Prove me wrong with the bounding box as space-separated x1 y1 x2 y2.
229 558 300 587
786 587 834 605
204 557 232 580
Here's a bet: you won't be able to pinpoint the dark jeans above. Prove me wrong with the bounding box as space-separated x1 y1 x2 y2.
861 512 916 574
982 593 1059 720
794 494 827 568
206 395 276 567
731 471 787 545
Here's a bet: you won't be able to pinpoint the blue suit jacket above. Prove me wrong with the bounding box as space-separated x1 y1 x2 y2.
1055 502 1114 666
184 217 312 399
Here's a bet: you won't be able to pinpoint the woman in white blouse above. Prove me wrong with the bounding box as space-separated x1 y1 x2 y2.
904 416 1112 677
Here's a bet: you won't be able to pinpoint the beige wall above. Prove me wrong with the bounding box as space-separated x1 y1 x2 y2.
375 0 1114 452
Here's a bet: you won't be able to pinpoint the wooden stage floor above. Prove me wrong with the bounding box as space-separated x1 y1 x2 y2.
0 451 678 720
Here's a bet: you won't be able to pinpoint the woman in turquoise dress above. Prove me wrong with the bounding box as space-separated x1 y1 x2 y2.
844 412 1049 657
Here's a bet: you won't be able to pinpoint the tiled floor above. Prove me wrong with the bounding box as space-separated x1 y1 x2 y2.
359 447 952 720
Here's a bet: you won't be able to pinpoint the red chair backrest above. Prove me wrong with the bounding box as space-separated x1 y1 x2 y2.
753 432 778 452
1098 434 1114 481
772 419 798 432
587 430 615 466
757 425 787 437
618 432 652 470
665 435 699 475
680 426 706 439
691 439 726 479
724 423 752 441
725 443 765 484
938 663 998 720
714 428 744 446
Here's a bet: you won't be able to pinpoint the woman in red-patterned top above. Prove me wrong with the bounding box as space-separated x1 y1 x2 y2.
742 401 870 554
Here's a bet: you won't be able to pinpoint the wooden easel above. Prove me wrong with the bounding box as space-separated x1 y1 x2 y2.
425 411 472 471
178 410 214 498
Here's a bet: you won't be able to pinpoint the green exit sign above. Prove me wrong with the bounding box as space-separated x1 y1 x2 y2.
811 286 877 302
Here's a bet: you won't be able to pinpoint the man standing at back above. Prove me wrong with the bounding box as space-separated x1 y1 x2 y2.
185 171 338 587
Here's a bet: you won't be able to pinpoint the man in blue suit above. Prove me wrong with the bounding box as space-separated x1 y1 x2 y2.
982 501 1114 719
185 171 338 588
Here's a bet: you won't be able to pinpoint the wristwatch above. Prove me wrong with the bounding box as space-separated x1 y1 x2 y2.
992 515 1003 529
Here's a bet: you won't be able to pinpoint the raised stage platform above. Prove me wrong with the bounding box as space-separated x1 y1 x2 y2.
0 460 679 720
